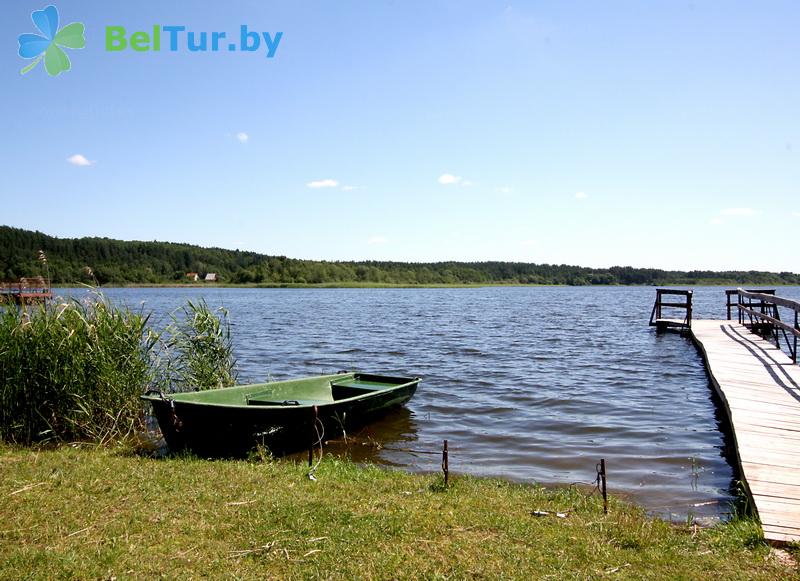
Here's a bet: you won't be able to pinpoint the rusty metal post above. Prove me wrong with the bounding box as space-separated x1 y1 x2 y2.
600 458 608 514
442 440 449 487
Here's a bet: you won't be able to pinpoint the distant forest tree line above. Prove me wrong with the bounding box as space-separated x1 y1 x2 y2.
1 226 798 286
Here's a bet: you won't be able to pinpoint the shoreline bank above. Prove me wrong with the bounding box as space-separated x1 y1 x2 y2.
1 445 795 579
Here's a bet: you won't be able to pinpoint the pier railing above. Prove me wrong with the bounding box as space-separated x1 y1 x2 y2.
0 277 52 305
732 288 800 364
725 289 776 321
649 289 692 332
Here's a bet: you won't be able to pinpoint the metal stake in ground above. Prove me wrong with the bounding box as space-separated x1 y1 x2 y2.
308 405 319 467
600 459 608 514
442 440 449 486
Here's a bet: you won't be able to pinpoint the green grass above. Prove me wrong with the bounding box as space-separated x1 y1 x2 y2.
0 445 796 580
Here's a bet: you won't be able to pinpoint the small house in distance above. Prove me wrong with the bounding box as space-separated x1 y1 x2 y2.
204 273 218 282
186 272 199 281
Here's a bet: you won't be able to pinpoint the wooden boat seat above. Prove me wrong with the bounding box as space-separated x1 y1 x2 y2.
244 377 395 405
245 398 322 406
331 383 380 401
332 380 381 389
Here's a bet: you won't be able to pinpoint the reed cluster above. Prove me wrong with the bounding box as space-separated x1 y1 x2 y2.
0 292 237 446
0 293 155 444
162 299 238 391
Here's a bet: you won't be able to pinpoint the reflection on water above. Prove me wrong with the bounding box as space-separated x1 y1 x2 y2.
69 285 800 520
287 406 424 467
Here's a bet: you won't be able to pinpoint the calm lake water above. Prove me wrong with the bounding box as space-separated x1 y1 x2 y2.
76 285 800 520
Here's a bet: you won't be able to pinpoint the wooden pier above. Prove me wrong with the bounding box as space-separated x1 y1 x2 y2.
654 289 800 542
649 289 692 332
0 277 52 305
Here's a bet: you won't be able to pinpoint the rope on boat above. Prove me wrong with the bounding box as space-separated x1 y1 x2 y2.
168 399 183 432
143 388 183 432
307 417 325 481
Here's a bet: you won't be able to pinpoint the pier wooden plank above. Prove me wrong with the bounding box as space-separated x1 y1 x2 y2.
690 319 800 543
736 418 800 433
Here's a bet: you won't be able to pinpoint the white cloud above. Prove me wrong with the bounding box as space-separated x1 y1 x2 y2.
574 191 588 200
67 154 93 166
793 211 800 217
720 207 756 216
438 173 462 185
367 236 388 245
498 186 512 194
236 132 249 143
306 181 364 191
307 178 339 189
438 173 473 187
711 207 761 224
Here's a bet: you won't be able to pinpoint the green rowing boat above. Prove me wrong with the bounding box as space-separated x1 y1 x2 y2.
142 372 420 456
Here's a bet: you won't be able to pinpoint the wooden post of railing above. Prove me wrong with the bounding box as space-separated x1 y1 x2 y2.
686 292 693 328
738 292 743 325
727 290 733 321
726 289 736 321
656 289 663 321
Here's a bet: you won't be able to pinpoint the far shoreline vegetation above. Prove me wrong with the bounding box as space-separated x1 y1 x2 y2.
52 281 800 290
3 225 799 287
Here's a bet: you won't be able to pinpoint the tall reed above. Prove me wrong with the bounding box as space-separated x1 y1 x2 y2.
0 293 157 445
0 291 239 445
162 299 238 391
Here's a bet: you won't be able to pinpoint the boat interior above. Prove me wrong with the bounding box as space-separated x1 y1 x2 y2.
245 375 411 406
155 373 416 407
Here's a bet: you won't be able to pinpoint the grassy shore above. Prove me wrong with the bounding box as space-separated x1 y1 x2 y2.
1 445 796 579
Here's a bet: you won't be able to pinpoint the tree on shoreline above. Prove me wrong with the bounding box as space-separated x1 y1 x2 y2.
2 225 798 286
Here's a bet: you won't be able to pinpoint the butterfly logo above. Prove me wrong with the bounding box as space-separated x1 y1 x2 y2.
18 5 85 77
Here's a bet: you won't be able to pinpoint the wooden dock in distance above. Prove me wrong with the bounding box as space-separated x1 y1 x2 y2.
671 289 800 543
0 277 52 305
649 289 692 332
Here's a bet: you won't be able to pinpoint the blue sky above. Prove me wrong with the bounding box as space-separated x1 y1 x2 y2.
2 1 798 271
